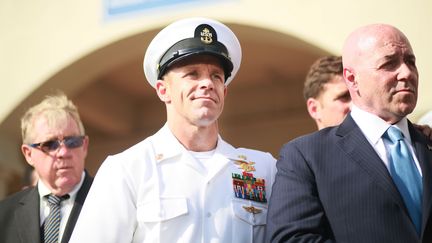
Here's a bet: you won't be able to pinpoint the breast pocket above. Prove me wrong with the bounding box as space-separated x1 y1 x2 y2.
137 197 188 223
231 199 268 243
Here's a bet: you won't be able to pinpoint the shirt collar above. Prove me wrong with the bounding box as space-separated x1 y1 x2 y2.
151 123 188 163
151 123 238 166
38 171 85 202
350 104 410 145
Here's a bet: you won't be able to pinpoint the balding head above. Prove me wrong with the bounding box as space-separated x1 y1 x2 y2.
341 24 418 123
342 24 411 70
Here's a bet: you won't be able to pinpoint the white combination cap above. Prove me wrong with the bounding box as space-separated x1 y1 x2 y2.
143 17 242 88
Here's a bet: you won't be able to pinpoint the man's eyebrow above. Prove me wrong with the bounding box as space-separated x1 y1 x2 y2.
335 91 351 100
405 53 416 61
379 53 398 61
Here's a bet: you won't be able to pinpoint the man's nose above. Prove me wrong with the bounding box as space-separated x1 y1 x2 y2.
198 75 214 89
397 62 417 81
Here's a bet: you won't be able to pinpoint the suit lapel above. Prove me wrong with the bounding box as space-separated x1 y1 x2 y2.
61 172 93 243
15 187 41 243
335 115 406 207
408 123 432 235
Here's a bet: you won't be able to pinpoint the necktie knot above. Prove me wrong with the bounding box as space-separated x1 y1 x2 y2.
46 194 69 208
385 126 404 143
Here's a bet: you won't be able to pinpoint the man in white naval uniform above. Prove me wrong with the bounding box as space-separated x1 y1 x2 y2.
69 17 277 243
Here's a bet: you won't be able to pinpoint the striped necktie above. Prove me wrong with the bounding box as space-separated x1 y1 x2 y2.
44 194 69 243
383 126 422 235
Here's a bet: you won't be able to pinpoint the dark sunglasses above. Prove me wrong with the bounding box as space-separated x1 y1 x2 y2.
29 136 85 153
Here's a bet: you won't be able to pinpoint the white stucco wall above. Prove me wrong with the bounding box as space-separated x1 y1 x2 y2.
1 0 431 124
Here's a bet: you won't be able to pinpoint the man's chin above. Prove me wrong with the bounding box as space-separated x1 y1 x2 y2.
55 176 79 189
397 102 416 116
191 110 222 125
194 120 216 127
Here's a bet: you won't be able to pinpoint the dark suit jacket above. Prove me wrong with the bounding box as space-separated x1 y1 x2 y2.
0 171 93 243
266 114 432 243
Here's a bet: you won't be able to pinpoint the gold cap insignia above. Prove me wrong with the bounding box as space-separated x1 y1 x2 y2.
200 27 213 44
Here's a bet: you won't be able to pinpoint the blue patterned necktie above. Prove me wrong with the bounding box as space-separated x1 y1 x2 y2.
383 126 422 235
44 194 69 243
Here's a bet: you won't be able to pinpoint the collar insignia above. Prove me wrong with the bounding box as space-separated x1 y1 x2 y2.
155 153 164 161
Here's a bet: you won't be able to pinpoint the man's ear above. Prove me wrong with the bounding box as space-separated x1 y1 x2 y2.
343 67 357 89
306 97 321 120
81 136 89 157
21 144 34 166
155 80 170 103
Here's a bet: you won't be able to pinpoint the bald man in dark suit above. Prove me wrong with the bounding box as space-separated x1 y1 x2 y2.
266 24 432 242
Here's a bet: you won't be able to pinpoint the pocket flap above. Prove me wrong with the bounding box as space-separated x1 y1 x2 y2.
232 199 267 226
137 197 188 222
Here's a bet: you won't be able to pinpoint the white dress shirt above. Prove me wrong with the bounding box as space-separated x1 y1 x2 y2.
350 104 422 175
38 171 85 241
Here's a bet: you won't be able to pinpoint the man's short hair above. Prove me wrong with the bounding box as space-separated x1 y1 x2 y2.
21 91 85 144
303 55 343 100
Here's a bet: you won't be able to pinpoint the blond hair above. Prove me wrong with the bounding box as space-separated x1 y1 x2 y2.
21 92 85 144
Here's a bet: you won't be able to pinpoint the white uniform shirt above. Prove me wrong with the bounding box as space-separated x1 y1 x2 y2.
70 124 276 243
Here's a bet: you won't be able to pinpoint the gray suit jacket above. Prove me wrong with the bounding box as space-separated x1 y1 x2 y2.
266 114 432 243
0 171 93 243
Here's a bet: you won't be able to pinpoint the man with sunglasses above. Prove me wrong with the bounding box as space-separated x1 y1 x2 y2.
0 93 93 243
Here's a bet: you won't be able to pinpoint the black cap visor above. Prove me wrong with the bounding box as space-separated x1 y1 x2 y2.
157 38 233 81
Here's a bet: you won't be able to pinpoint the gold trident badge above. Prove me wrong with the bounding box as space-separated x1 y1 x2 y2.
234 160 256 172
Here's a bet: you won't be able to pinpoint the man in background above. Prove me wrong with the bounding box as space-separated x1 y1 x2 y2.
303 55 351 130
0 92 93 243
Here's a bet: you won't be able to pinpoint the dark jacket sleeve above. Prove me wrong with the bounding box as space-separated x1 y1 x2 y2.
265 140 335 243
